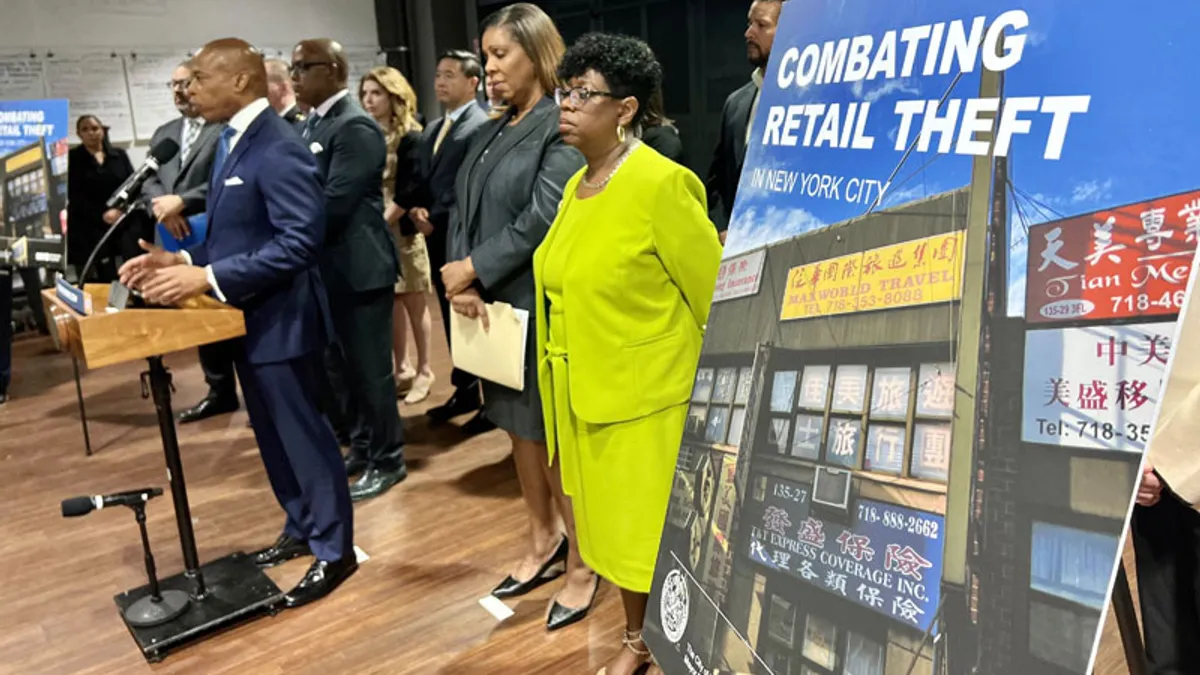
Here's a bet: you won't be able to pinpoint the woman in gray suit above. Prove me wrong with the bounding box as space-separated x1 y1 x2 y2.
442 3 597 632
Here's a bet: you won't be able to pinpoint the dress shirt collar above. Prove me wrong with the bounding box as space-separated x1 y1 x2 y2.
751 67 763 89
314 89 351 118
446 99 476 124
226 97 271 151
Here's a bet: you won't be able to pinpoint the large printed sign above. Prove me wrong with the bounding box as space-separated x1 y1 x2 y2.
1025 191 1200 324
746 477 944 632
1021 322 1170 452
780 231 964 321
0 99 69 267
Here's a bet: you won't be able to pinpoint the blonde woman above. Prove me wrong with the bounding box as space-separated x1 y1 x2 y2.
360 66 436 403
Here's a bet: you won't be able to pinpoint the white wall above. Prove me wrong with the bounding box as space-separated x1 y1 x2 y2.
0 0 378 52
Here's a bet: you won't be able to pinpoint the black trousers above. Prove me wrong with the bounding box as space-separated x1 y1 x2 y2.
198 338 239 401
1132 493 1200 673
427 227 479 397
0 267 47 394
326 286 405 471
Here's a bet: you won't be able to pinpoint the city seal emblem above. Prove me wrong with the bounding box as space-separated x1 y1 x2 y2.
660 568 689 644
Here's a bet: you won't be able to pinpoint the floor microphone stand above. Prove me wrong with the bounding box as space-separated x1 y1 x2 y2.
122 499 190 627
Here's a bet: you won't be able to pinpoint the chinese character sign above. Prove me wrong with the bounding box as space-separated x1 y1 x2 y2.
1021 322 1172 452
713 249 767 303
747 488 944 632
1025 191 1200 324
780 231 964 321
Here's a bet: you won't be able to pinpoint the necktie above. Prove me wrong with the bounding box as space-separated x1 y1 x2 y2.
433 116 453 155
303 113 322 140
180 118 201 164
211 126 237 188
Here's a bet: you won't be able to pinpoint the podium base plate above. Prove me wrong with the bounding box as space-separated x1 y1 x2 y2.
113 552 283 662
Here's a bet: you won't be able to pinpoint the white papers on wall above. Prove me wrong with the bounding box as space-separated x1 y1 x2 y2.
0 53 47 100
345 48 385 88
125 52 185 140
44 53 135 143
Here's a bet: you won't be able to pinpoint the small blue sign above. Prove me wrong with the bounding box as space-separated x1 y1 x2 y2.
55 276 87 315
748 488 944 632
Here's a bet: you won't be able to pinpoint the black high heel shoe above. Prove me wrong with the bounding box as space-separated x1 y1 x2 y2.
491 536 568 599
546 573 600 631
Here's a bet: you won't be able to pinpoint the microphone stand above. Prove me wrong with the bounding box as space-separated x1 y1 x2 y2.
122 499 190 628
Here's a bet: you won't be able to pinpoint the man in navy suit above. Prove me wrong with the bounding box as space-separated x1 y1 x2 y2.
119 38 356 609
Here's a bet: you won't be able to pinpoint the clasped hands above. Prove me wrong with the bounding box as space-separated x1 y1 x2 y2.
118 239 212 305
442 257 489 330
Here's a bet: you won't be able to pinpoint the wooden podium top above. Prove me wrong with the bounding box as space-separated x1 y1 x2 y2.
41 283 246 369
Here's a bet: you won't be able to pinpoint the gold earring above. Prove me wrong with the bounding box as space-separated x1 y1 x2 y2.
617 125 626 143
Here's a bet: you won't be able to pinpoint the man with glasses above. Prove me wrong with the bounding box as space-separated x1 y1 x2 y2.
265 58 307 130
291 38 406 501
141 61 235 424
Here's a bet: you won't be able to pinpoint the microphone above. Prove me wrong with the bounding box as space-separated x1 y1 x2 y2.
106 138 179 211
61 487 164 517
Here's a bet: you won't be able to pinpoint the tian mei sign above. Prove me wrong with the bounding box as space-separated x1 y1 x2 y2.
746 476 944 632
1025 190 1200 324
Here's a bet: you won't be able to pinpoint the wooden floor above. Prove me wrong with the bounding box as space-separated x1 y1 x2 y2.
0 321 623 674
0 317 1144 674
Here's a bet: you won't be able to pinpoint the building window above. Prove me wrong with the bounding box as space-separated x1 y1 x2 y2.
768 594 796 647
845 632 885 675
1030 522 1119 610
690 365 754 447
801 614 839 671
763 360 956 483
1027 521 1117 671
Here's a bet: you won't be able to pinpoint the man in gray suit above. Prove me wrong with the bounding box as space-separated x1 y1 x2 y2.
292 38 406 501
141 61 237 423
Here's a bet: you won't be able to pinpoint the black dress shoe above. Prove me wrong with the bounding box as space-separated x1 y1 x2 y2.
349 466 408 502
462 411 497 435
427 393 482 424
492 536 568 599
283 554 359 609
547 575 601 632
178 395 239 424
251 533 311 568
0 392 7 406
344 453 368 478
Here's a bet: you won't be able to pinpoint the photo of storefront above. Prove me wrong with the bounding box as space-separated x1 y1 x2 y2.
646 189 973 675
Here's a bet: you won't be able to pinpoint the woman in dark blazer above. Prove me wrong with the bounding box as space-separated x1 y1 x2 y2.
67 115 133 281
442 3 597 632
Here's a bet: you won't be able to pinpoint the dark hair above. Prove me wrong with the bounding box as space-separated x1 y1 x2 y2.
557 33 663 127
76 115 114 153
439 49 483 81
642 87 674 130
481 3 565 99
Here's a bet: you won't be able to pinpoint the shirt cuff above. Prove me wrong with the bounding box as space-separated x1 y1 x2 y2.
204 266 226 302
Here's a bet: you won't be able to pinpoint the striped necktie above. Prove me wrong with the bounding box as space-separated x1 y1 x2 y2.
211 126 237 188
179 118 202 164
303 113 321 140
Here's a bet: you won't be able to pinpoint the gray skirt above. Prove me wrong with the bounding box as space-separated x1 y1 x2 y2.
481 310 544 443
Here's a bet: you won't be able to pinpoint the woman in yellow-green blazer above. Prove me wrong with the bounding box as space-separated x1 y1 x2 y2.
535 32 722 674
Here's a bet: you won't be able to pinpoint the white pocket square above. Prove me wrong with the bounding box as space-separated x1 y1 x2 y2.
224 176 244 187
309 142 324 154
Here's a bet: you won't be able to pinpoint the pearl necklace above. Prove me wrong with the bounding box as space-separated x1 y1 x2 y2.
581 140 641 190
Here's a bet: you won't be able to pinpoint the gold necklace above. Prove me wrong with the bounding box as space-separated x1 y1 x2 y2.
581 141 640 190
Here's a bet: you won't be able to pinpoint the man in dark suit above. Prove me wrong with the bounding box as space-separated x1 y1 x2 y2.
141 61 235 424
400 49 490 432
292 38 406 501
265 58 307 129
707 0 783 242
120 38 356 608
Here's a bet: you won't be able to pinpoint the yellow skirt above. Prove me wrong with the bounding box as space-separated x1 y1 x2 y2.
548 351 685 593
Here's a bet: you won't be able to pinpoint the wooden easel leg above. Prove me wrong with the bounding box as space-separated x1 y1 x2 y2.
1111 561 1147 675
72 356 92 457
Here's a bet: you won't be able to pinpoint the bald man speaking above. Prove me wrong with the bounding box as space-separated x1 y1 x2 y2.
119 38 356 609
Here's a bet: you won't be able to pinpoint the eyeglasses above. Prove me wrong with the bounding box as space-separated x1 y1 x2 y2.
167 78 191 90
554 86 615 108
290 61 333 76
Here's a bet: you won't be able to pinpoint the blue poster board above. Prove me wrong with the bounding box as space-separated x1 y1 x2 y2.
0 99 70 267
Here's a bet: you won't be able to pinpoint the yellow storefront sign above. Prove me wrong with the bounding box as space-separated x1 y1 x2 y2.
780 230 965 321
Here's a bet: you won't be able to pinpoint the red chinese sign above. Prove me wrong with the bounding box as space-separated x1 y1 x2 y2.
1025 190 1200 323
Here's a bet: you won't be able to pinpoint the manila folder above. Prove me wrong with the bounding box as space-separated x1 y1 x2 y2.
450 301 529 391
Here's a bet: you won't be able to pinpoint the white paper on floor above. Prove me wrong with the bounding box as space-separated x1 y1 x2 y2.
478 595 515 621
354 545 370 564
